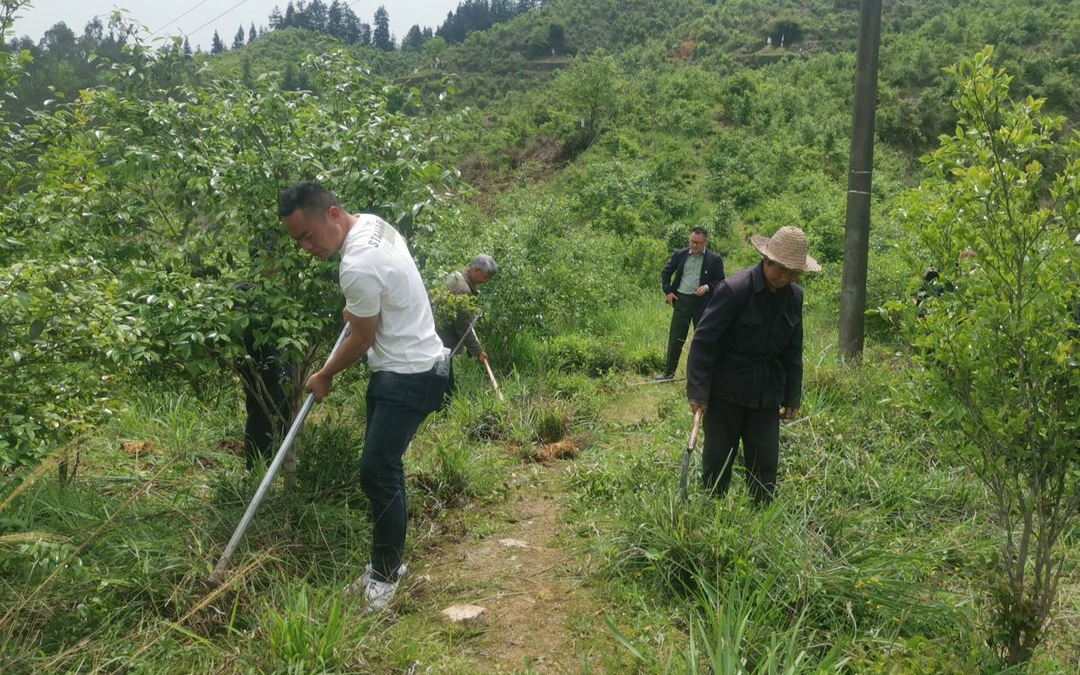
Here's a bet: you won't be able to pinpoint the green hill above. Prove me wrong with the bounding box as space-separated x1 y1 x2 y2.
3 0 1080 671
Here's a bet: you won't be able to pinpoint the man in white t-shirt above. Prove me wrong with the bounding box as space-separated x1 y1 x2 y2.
278 182 449 611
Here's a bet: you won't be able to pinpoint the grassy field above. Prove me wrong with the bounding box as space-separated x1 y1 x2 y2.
2 294 1079 673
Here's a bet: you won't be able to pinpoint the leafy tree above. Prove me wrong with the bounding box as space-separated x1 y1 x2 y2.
902 47 1080 666
211 30 226 54
373 6 394 51
1 42 462 466
423 35 447 61
233 25 245 49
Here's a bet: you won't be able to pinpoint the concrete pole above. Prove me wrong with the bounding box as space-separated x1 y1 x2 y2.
838 0 883 360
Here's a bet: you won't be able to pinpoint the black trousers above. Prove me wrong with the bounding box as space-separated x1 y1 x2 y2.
665 292 703 377
362 363 449 582
239 331 291 471
701 399 780 504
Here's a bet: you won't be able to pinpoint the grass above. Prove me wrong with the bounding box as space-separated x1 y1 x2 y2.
2 297 1080 672
562 305 1080 673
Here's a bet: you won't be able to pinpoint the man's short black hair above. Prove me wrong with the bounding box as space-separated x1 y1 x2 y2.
277 182 341 219
691 227 709 238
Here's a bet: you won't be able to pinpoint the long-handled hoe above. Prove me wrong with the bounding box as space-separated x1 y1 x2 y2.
482 358 505 402
210 324 351 584
459 316 503 401
678 409 704 503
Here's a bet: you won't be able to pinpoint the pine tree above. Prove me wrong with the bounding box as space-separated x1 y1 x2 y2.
328 1 344 39
233 25 245 49
268 6 283 29
283 2 296 29
373 6 394 51
211 30 226 54
358 21 371 46
248 23 257 43
401 24 425 52
241 57 253 88
183 37 192 57
307 0 328 33
342 7 363 43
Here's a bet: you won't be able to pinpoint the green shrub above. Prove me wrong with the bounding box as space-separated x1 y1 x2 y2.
295 422 364 502
543 333 626 376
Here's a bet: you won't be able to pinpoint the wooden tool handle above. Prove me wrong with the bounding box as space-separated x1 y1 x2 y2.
688 408 703 451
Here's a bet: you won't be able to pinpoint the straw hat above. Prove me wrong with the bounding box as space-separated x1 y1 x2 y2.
750 226 821 273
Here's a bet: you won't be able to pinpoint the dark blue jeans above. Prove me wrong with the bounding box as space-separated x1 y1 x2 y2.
362 362 448 582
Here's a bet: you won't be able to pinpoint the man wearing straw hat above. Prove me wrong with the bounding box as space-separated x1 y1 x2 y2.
686 226 820 504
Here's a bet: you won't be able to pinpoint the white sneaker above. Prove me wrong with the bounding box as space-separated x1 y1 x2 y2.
345 563 407 596
363 578 398 611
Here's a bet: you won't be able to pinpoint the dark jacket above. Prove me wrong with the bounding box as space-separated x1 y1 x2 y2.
686 262 803 409
662 248 725 300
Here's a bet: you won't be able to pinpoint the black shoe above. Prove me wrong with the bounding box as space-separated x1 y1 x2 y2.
653 373 675 382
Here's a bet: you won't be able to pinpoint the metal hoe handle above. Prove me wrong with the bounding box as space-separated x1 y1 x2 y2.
211 324 352 581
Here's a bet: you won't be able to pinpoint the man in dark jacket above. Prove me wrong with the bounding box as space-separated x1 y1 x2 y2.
659 227 725 380
686 226 819 504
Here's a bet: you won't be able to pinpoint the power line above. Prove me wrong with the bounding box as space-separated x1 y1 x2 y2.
149 0 214 37
182 0 253 39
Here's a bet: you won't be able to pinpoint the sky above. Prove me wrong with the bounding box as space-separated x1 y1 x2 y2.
10 1 464 51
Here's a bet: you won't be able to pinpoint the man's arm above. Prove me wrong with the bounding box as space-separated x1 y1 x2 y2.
686 281 739 411
780 295 804 418
709 252 725 291
306 310 378 402
455 307 484 361
661 250 681 295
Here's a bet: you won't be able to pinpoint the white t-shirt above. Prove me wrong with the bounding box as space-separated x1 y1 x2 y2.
338 215 448 373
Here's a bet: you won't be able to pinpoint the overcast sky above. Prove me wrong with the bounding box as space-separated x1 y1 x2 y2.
10 1 464 51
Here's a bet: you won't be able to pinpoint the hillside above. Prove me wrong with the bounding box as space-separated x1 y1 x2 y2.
3 0 1080 672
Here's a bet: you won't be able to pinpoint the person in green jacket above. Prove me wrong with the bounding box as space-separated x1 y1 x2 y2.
435 254 497 400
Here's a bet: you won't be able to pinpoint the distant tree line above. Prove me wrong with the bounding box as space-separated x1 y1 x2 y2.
2 15 150 121
432 0 546 46
262 0 549 54
266 1 380 49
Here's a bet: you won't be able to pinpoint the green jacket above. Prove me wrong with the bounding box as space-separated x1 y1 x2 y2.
436 269 483 358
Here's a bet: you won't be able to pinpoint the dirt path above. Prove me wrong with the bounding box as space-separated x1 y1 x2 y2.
409 459 602 673
387 382 682 673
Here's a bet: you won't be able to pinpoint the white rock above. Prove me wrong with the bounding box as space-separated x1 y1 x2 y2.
441 604 487 627
498 538 529 548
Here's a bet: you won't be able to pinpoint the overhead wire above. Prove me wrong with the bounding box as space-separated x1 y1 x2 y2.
181 0 253 40
149 0 214 37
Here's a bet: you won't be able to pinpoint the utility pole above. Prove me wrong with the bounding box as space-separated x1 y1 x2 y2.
838 0 883 360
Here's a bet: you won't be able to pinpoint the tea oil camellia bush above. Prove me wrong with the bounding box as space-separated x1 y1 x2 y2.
900 46 1080 666
0 17 463 467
